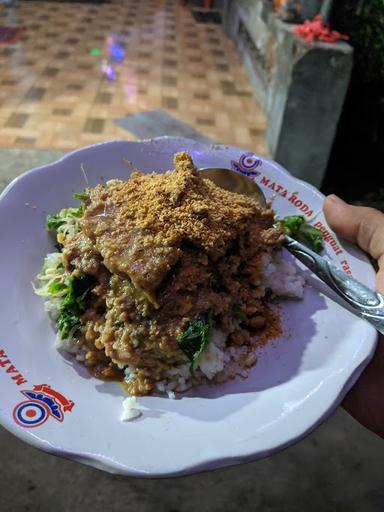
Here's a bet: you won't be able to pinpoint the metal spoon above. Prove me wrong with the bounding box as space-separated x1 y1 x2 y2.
199 167 384 335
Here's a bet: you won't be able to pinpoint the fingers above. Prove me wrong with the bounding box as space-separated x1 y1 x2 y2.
323 195 384 261
324 195 384 293
377 263 384 294
324 196 384 436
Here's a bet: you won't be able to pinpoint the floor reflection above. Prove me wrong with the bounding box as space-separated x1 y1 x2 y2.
0 0 267 153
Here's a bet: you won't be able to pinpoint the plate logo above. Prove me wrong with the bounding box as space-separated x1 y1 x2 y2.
13 384 74 428
231 152 262 176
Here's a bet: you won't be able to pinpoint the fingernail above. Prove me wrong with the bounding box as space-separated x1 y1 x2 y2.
327 194 346 205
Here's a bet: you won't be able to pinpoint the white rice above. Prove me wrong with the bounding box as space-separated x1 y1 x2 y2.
263 251 306 299
121 397 141 421
196 329 226 379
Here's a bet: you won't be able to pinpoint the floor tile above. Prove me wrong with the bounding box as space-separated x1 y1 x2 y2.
0 0 267 154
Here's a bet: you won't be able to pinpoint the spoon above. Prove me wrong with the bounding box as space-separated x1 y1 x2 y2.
199 167 384 335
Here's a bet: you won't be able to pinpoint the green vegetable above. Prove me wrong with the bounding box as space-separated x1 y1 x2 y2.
73 190 88 202
295 223 324 254
34 252 95 340
57 275 95 339
277 215 305 237
178 310 213 368
276 215 324 253
34 252 66 298
45 206 84 237
46 190 86 237
46 214 65 231
46 207 83 231
47 279 67 295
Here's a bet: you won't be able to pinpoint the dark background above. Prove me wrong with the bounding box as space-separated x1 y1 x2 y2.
322 0 384 209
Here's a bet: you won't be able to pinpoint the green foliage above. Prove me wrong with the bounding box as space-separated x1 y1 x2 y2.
358 0 384 83
46 206 84 232
73 190 89 202
276 215 324 253
178 310 213 368
57 275 95 339
46 214 65 231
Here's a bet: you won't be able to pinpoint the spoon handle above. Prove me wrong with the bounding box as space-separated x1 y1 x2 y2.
284 235 384 335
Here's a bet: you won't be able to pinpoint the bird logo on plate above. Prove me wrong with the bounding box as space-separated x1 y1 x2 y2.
231 152 262 176
12 384 74 428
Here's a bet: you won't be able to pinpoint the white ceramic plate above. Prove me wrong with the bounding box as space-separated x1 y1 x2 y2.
0 137 377 477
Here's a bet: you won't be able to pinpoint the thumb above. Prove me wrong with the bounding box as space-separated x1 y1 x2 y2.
323 194 384 293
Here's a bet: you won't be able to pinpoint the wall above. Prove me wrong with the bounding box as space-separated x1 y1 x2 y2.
223 0 353 187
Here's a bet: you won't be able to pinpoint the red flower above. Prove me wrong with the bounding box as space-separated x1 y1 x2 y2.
294 15 349 44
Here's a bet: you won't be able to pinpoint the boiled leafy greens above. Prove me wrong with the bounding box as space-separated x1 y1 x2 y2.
178 310 213 368
276 215 324 253
36 191 94 340
57 275 95 339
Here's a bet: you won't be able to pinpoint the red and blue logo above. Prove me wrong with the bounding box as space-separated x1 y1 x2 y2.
231 152 262 176
13 384 74 428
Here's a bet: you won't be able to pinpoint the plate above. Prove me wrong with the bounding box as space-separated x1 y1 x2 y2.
0 137 377 477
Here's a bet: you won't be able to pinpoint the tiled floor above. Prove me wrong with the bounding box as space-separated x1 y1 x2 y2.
0 0 267 153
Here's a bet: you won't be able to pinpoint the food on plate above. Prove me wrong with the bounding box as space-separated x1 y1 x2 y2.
35 152 305 397
121 397 141 421
276 215 324 253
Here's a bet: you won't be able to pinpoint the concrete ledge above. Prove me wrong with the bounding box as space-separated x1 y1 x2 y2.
223 0 353 187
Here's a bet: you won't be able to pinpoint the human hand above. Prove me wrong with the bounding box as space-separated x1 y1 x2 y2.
324 194 384 438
